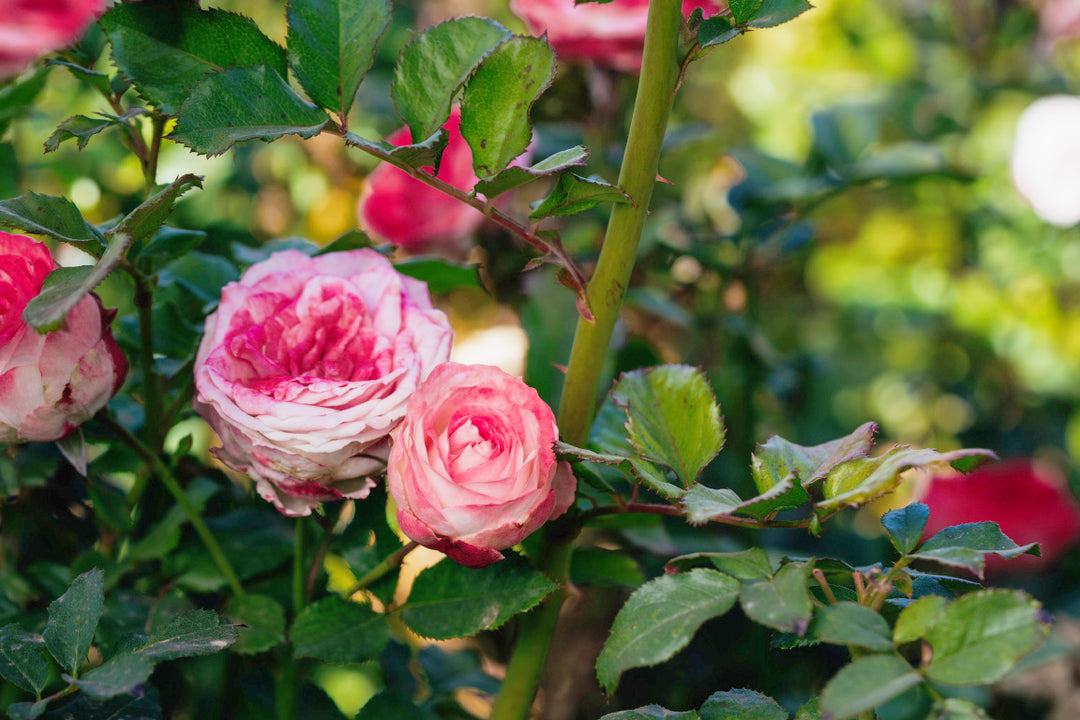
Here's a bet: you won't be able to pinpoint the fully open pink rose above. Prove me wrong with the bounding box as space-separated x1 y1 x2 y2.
387 362 576 568
0 0 107 78
510 0 723 73
194 249 453 516
919 459 1080 572
357 109 486 257
0 232 126 442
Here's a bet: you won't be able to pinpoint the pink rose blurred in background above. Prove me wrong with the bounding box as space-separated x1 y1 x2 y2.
0 0 107 78
919 459 1080 572
509 0 723 72
194 249 453 516
387 362 576 568
0 232 126 443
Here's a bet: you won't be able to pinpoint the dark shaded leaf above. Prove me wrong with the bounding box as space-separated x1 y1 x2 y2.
529 172 631 220
66 654 153 700
820 655 922 720
291 596 389 662
43 568 104 676
882 503 930 555
0 625 49 694
699 689 787 720
810 602 894 652
910 522 1040 579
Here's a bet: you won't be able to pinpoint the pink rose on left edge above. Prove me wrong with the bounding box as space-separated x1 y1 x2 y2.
193 249 452 516
0 0 107 79
0 232 126 443
387 362 576 568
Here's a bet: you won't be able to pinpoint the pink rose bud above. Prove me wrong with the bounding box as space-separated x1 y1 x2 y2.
0 0 107 79
1010 95 1080 227
919 459 1080 572
357 108 486 257
193 249 453 516
510 0 723 73
0 232 126 443
387 362 577 568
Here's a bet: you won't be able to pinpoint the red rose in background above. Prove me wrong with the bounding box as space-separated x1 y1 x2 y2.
919 459 1080 572
0 0 107 78
510 0 723 73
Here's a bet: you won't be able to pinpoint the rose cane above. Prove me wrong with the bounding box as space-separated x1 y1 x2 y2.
0 232 126 443
193 248 452 516
386 362 576 568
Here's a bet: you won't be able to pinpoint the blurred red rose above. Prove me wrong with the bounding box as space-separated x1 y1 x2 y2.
0 0 107 79
509 0 723 73
919 459 1080 572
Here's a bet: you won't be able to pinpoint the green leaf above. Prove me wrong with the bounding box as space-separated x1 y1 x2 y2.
0 625 49 694
43 568 105 676
110 174 203 245
0 68 50 137
794 697 823 720
345 128 451 171
42 687 161 720
810 602 894 652
751 422 877 495
66 654 153 700
529 172 631 220
0 193 104 249
172 65 329 157
401 554 557 640
100 3 286 115
697 16 740 48
571 548 644 588
127 478 218 562
134 226 207 262
612 366 724 488
682 480 809 524
227 594 285 655
929 698 992 719
44 112 138 153
747 0 814 28
892 595 948 645
924 589 1051 686
728 0 764 24
286 0 390 118
596 569 739 693
557 442 682 499
699 689 787 720
356 692 437 720
391 17 512 143
473 145 590 198
600 708 699 720
881 503 929 555
46 60 112 97
291 596 389 662
7 700 48 720
460 35 554 177
818 447 996 514
910 522 1040 579
129 610 236 661
738 562 813 634
665 549 773 580
820 655 922 720
393 258 481 293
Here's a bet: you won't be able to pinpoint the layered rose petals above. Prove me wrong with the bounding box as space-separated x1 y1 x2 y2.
387 363 576 568
193 249 453 516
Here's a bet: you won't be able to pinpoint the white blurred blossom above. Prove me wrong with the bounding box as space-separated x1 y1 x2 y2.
1010 95 1080 227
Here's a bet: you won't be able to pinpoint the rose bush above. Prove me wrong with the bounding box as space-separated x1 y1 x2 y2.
0 0 107 78
357 108 486 257
386 362 576 568
193 248 453 516
1011 94 1080 227
509 0 723 72
0 232 126 443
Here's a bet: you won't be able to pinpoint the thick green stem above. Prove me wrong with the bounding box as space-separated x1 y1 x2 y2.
490 3 685 720
292 517 306 614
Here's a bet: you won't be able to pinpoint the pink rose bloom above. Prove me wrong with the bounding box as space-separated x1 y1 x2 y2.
510 0 723 73
193 249 453 516
0 232 126 442
0 0 107 78
1011 95 1080 227
387 362 576 568
357 109 485 257
919 459 1080 572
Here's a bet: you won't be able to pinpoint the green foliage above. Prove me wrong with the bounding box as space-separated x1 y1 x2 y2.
910 522 1040 578
44 112 141 153
601 708 700 720
697 0 813 48
809 602 893 651
473 146 590 198
738 561 812 634
43 569 104 676
120 610 237 661
227 594 286 655
699 689 787 720
881 502 929 555
67 654 154 700
820 655 923 720
290 596 389 662
0 193 104 249
529 173 632 220
0 625 49 695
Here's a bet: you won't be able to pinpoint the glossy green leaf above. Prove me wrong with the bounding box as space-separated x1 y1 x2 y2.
924 589 1051 686
557 442 682 499
391 17 512 142
600 708 699 720
129 610 237 661
473 145 590 198
173 65 329 156
739 562 813 634
683 480 809 524
612 365 724 488
529 172 631 220
820 655 922 720
928 698 992 719
810 602 894 651
134 226 207 261
697 16 740 48
44 112 136 153
401 554 557 640
751 422 876 495
881 503 930 555
0 192 104 249
597 569 739 693
665 549 774 580
394 258 481 293
110 174 203 245
345 128 450 171
67 654 153 700
0 625 49 694
461 35 555 177
748 0 814 27
100 3 286 115
287 0 390 118
910 522 1040 579
291 596 390 662
227 594 286 655
893 595 948 645
42 687 161 720
728 0 764 24
43 568 105 676
699 689 787 720
46 60 111 96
